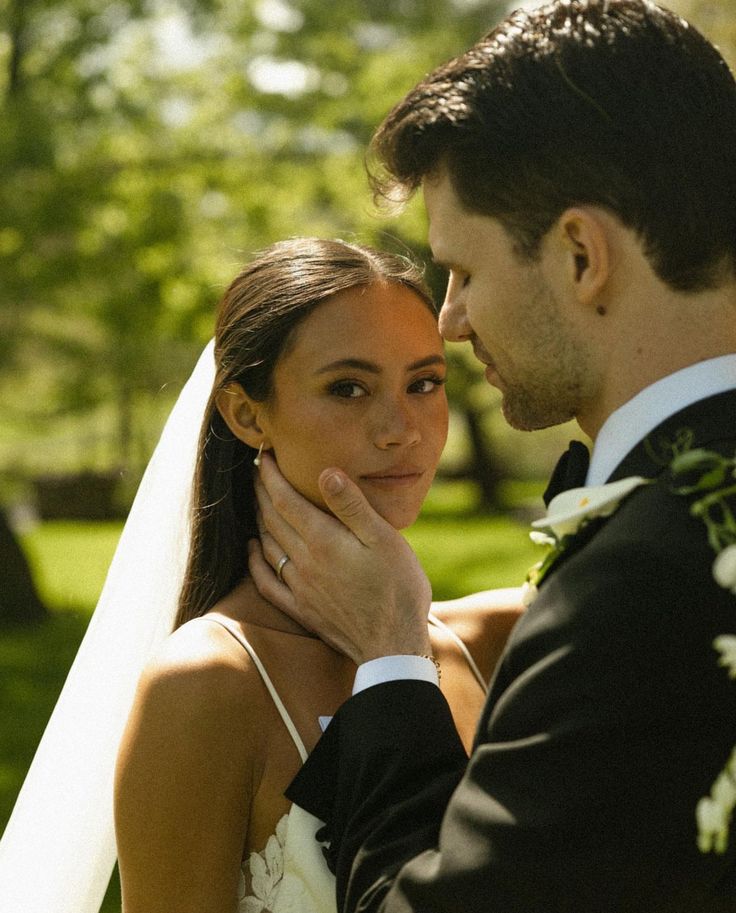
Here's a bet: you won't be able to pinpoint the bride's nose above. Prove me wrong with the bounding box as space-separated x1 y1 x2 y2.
373 398 421 449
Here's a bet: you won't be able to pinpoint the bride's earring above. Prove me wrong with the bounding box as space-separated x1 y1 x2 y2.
253 442 265 467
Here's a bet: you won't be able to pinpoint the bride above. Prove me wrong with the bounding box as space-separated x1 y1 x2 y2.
0 238 522 913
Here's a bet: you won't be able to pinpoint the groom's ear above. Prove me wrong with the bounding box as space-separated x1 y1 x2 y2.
216 383 268 449
556 207 610 307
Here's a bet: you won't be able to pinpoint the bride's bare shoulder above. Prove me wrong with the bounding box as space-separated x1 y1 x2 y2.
432 587 524 637
134 606 266 724
431 588 524 683
115 603 264 902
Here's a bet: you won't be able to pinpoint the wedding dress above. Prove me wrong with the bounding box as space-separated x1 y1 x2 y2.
200 611 487 913
202 614 336 913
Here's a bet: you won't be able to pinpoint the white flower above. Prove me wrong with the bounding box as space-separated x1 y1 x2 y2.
696 747 736 854
713 768 736 809
531 476 650 539
248 851 272 911
714 635 736 678
244 813 288 912
697 796 729 854
713 544 736 594
521 580 539 606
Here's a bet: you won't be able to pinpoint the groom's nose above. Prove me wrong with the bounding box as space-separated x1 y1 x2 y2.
438 278 472 342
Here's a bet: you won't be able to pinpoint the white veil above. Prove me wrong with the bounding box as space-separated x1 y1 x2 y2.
0 341 215 913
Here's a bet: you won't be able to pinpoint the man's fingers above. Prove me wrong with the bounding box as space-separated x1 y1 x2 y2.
247 539 297 614
255 506 292 570
318 469 386 547
254 469 301 558
261 529 290 572
258 452 387 549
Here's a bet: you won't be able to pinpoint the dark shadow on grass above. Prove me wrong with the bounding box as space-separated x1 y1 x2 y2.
0 610 121 909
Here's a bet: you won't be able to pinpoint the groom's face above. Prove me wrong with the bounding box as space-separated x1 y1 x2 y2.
424 170 592 432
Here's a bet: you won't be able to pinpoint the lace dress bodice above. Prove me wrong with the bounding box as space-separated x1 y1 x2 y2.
204 612 487 913
204 616 336 913
237 803 334 913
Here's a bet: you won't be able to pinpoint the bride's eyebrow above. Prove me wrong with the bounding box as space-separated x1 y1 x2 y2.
406 354 446 371
315 354 446 375
316 358 380 375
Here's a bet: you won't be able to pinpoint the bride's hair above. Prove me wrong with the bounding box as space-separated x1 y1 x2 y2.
175 237 435 628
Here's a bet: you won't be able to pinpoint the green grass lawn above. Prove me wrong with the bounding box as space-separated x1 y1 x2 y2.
20 520 126 612
19 500 540 614
2 481 542 909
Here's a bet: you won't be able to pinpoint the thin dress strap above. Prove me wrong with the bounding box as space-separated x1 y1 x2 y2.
200 615 308 763
428 611 488 694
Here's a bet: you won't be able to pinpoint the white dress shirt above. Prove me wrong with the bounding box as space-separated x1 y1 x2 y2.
587 354 736 486
352 355 736 695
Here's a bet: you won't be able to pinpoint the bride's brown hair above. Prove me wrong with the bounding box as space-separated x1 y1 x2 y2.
175 238 435 628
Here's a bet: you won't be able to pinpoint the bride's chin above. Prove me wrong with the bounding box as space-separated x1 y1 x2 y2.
319 496 418 530
361 493 422 531
289 477 422 530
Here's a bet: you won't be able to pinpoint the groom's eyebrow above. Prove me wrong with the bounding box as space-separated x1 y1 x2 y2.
316 354 446 375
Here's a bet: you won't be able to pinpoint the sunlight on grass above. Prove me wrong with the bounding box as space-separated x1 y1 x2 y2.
18 482 543 614
406 515 538 599
21 521 124 614
0 586 122 907
409 480 541 598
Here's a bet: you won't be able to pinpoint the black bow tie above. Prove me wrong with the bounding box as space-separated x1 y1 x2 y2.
543 440 590 507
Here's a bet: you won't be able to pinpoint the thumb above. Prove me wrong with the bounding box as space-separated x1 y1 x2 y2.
319 469 385 546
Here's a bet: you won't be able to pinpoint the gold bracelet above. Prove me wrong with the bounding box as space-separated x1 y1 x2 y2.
418 654 441 682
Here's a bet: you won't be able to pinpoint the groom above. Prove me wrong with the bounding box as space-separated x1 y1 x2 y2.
251 1 736 910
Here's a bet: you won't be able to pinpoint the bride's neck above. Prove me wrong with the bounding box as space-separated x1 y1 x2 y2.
221 577 318 639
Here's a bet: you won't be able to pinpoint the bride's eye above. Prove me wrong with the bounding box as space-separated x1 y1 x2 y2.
329 380 368 398
408 375 446 394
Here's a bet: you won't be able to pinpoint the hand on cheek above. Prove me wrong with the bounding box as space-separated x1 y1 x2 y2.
250 454 432 663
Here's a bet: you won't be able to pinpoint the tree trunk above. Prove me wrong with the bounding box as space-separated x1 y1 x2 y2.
118 383 134 471
8 0 26 97
0 506 47 624
465 406 503 510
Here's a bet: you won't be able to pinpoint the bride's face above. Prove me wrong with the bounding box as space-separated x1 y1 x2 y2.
259 281 448 530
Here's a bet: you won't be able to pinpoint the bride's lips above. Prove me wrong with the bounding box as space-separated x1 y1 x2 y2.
360 467 425 489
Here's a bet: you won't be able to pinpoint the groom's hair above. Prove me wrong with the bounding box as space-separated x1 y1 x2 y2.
370 0 736 292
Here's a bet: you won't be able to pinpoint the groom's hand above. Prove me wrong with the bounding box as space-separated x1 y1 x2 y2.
249 453 432 664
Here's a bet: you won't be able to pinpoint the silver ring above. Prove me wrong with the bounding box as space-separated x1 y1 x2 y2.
276 554 290 582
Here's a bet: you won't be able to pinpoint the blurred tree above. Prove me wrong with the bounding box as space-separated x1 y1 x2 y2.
0 0 520 625
0 509 45 624
0 0 506 470
0 0 508 615
228 0 508 505
3 0 734 614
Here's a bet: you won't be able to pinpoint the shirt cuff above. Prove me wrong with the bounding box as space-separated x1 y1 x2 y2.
352 655 440 695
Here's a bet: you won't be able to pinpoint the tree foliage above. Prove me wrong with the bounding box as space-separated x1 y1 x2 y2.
3 0 734 480
0 0 508 480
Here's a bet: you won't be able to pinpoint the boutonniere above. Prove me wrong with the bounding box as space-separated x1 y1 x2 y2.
667 444 736 855
522 476 651 606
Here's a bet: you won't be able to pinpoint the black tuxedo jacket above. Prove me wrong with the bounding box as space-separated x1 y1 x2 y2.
288 391 736 912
